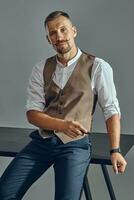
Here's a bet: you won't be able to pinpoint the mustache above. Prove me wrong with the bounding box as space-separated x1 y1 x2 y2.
55 40 69 45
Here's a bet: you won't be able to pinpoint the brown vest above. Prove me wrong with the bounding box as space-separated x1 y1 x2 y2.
41 52 96 143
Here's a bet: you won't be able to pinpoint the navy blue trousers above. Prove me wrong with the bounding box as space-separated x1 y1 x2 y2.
0 130 92 200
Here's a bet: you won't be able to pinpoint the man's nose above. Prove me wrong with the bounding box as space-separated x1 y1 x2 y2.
56 32 63 41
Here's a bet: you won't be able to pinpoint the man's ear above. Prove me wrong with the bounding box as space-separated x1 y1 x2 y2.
46 35 51 44
72 26 77 37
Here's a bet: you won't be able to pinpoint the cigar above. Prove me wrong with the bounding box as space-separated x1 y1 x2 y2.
81 131 90 135
85 132 90 134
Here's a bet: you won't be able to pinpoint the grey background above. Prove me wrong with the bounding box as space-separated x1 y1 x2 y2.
0 0 134 199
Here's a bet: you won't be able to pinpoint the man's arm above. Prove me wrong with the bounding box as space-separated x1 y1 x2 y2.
106 114 120 149
93 58 127 173
106 114 127 173
26 110 87 138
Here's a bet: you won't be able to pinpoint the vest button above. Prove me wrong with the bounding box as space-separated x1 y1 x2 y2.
61 92 64 96
60 102 63 105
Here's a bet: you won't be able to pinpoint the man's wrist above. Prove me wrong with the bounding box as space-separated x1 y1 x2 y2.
110 147 121 155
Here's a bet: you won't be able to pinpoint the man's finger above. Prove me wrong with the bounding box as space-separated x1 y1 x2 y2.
118 162 127 173
113 162 118 174
74 123 86 132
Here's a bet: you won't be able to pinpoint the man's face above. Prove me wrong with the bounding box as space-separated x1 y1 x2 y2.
46 16 77 54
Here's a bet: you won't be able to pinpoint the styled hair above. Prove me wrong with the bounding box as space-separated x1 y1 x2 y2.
44 11 71 27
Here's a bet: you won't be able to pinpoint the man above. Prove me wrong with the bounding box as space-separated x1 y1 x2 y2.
0 11 127 200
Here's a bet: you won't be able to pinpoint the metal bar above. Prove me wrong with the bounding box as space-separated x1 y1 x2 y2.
101 164 116 200
83 175 93 200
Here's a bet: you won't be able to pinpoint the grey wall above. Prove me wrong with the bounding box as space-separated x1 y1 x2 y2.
0 0 134 199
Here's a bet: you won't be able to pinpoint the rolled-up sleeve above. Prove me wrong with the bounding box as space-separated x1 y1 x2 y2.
25 60 46 112
92 58 121 120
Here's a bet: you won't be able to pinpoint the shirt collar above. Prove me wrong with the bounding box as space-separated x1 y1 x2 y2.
56 48 82 67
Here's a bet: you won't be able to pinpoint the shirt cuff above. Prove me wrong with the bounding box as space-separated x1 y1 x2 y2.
25 101 44 112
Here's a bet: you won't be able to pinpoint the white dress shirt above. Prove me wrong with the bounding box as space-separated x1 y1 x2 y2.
26 48 120 125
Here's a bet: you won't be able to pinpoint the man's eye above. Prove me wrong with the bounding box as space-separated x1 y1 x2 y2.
49 32 55 36
61 28 66 32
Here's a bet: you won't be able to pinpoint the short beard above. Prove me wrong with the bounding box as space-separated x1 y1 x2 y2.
54 42 72 54
57 46 71 54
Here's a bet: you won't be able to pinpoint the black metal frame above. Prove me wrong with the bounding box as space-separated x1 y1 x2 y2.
81 164 116 200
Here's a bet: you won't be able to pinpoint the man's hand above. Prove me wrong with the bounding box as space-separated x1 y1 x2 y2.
110 153 127 174
62 120 88 138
